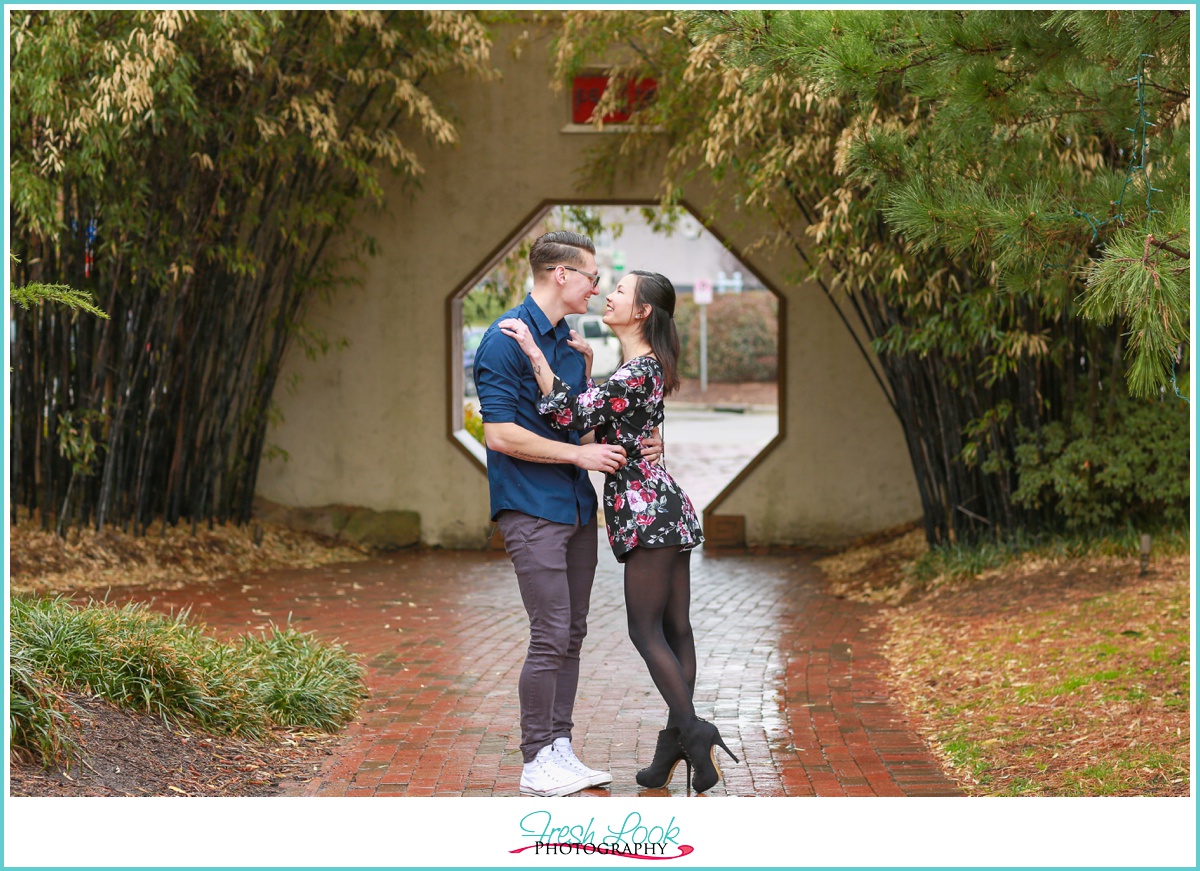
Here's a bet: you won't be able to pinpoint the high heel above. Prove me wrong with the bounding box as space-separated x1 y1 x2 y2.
679 718 739 794
636 727 687 788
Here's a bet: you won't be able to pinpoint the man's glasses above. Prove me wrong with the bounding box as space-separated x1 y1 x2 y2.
546 265 600 289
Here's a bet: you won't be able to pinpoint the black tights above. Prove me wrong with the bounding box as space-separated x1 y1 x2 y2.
623 546 696 728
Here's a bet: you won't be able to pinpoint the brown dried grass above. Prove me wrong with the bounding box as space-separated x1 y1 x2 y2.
9 513 368 597
815 522 928 605
818 526 1191 796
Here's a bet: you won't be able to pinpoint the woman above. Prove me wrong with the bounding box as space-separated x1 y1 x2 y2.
498 270 738 794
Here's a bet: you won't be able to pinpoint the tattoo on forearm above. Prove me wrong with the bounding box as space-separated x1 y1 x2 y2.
512 450 560 463
532 361 542 377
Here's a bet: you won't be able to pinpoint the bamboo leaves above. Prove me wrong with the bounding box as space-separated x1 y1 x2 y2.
11 11 495 533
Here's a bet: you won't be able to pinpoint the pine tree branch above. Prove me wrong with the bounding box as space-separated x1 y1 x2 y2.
1144 82 1190 99
1148 235 1189 261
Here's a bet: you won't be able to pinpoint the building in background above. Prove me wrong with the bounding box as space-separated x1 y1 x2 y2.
588 207 764 310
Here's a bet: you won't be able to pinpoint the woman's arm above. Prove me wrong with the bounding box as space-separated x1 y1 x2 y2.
498 316 648 433
498 318 557 395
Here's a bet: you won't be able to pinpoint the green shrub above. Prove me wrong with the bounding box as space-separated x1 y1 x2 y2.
11 597 244 734
675 290 778 382
1012 393 1189 531
9 597 365 767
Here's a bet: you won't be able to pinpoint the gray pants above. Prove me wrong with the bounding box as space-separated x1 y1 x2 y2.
497 510 598 763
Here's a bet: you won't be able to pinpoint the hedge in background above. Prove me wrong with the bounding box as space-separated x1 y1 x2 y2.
675 290 778 383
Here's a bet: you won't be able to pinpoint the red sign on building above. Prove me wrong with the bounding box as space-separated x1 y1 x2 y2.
571 75 657 125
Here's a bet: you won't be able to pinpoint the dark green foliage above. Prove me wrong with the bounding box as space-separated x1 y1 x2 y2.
1013 393 1190 530
733 9 1191 397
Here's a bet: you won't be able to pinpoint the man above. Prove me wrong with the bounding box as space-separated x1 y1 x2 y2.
473 231 659 797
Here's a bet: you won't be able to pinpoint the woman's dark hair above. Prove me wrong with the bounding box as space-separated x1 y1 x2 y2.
630 270 681 395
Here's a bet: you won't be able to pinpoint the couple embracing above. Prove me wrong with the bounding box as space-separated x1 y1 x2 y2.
473 231 738 797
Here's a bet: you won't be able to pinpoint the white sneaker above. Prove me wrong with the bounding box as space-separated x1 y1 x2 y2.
552 737 612 787
519 745 592 797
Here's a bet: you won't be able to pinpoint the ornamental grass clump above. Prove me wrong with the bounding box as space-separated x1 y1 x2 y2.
242 627 366 732
9 596 365 767
9 645 82 769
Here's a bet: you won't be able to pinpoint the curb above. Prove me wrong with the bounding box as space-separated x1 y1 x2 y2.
664 401 778 414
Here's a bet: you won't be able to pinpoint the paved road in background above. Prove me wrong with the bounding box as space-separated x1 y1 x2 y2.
589 407 779 515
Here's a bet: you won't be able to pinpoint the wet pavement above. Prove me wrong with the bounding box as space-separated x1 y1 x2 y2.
111 536 961 798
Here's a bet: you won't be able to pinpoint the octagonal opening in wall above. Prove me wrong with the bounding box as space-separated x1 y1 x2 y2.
447 202 781 521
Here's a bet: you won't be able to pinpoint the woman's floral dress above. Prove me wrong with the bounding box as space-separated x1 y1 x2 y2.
538 355 704 563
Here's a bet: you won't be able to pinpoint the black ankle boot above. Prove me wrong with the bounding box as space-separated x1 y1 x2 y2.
679 718 739 794
636 727 689 788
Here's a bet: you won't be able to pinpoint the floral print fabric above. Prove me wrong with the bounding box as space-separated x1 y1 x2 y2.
537 356 704 562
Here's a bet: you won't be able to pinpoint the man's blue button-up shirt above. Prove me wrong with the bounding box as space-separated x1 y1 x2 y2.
473 295 597 526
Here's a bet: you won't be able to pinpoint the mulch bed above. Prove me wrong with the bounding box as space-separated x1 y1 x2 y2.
817 524 1190 796
9 513 366 598
10 692 343 797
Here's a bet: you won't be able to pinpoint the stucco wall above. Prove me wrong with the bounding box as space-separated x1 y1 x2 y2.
256 24 922 548
671 175 921 547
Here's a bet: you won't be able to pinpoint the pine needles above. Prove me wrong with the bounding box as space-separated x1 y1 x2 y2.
552 10 1189 546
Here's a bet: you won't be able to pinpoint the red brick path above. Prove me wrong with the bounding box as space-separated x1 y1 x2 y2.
127 536 960 797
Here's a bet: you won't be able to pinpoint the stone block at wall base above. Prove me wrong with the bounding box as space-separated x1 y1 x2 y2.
252 497 420 552
703 513 746 549
341 509 421 552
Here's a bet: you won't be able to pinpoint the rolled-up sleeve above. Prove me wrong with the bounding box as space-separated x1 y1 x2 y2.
474 330 525 424
471 299 596 526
